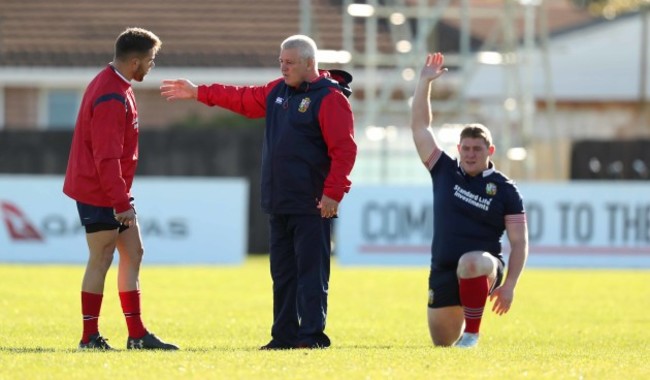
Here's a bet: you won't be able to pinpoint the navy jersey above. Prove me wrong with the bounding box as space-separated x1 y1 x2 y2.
197 72 356 215
430 151 525 270
262 78 354 214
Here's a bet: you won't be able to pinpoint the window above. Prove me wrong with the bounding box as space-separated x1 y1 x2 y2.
46 89 80 129
0 87 5 130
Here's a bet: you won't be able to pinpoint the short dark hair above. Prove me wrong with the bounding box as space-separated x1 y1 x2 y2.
459 124 493 147
114 27 161 60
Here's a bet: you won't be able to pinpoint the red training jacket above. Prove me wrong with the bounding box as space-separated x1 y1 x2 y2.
63 65 138 213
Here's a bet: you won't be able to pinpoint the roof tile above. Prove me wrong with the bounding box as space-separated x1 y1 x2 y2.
0 0 598 68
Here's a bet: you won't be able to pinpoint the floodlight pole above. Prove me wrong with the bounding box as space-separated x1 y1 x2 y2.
539 0 561 179
299 0 312 36
338 0 554 182
640 5 649 133
522 0 537 180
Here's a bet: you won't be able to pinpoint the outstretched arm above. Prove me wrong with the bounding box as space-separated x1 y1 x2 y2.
410 53 447 168
160 79 198 100
161 78 279 118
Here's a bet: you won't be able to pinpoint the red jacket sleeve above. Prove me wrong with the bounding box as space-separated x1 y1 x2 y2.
319 89 357 202
197 78 282 118
90 98 132 213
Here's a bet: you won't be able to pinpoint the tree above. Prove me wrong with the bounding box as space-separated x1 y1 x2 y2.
572 0 650 17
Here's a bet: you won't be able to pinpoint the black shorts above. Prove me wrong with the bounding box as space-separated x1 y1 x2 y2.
427 257 505 309
76 201 132 234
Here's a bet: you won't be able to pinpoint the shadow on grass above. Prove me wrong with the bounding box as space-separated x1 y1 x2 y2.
0 345 434 353
0 346 259 354
181 345 432 352
0 347 58 353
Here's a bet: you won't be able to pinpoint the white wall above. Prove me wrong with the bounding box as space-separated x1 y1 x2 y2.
0 87 4 129
466 13 649 101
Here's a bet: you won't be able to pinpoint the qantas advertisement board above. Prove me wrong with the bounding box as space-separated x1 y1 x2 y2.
336 183 650 268
0 175 248 264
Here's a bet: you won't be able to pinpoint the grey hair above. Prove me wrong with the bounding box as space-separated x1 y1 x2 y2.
281 35 318 62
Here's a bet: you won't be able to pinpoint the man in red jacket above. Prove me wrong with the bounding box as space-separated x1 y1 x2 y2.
63 27 177 350
161 35 357 349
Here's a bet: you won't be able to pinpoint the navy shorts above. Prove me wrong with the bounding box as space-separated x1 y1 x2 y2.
427 256 505 309
76 200 133 234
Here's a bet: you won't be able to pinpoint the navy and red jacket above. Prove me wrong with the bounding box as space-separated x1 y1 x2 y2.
197 70 357 214
63 65 138 213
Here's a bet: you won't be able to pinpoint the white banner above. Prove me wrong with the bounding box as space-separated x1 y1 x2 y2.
0 175 248 264
336 182 650 268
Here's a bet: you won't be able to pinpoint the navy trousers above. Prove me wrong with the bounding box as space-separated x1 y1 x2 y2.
268 214 331 347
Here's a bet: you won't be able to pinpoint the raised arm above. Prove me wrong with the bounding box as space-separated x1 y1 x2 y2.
410 53 447 167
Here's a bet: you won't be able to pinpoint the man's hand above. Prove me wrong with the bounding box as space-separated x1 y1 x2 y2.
160 79 199 101
489 282 515 316
420 52 448 83
318 195 339 218
114 208 136 227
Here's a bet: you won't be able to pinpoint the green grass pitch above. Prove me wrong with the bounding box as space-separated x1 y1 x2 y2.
0 256 648 379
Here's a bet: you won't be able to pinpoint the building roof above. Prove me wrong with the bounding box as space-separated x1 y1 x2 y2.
0 0 362 67
0 0 601 69
439 0 599 44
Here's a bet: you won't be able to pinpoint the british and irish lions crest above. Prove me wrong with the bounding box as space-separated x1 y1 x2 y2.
485 182 497 196
298 97 311 113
